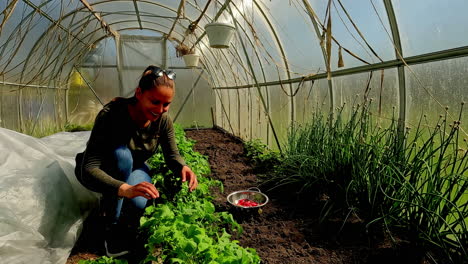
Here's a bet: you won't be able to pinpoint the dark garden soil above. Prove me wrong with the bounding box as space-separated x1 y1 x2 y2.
67 127 430 264
184 128 426 264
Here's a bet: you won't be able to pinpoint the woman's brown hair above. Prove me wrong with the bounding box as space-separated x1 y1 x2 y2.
138 65 175 92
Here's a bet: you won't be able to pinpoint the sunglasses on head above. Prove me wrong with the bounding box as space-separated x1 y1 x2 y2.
149 66 176 80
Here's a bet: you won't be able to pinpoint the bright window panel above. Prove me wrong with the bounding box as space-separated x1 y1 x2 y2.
311 0 394 69
184 0 208 20
250 87 270 143
28 0 83 21
406 57 468 135
394 0 468 56
0 85 20 131
258 0 325 78
333 69 399 125
269 84 292 150
294 79 331 124
170 69 214 129
0 2 56 82
80 37 116 66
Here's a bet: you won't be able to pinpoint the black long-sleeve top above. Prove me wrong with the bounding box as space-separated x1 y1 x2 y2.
75 97 186 195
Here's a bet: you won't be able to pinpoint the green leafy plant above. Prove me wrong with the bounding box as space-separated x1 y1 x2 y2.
244 139 280 172
84 124 259 264
143 124 259 263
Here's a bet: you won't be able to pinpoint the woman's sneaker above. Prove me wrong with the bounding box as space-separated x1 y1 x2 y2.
104 238 130 257
104 223 131 257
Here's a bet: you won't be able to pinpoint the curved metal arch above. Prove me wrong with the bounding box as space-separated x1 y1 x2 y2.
110 23 228 77
73 26 219 83
50 0 204 46
190 0 294 93
383 0 406 137
251 0 294 126
33 0 180 42
59 0 261 81
56 0 180 24
6 0 194 79
301 0 334 117
19 12 98 84
19 8 261 99
226 5 281 151
78 0 178 14
22 0 218 88
167 2 276 130
5 0 247 89
181 1 273 88
23 16 186 84
0 1 61 72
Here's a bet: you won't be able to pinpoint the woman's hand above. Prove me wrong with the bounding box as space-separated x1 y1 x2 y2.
118 182 159 199
181 166 198 191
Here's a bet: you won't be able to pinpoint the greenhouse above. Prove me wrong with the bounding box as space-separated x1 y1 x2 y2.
0 0 467 263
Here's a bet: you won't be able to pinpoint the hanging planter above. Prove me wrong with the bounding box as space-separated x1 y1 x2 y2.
182 54 200 68
204 22 236 49
176 43 200 68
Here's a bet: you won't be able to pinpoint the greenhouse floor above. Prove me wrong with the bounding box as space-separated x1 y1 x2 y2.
67 128 428 264
185 129 413 264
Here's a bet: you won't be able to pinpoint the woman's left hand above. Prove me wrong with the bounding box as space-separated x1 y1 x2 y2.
181 166 198 191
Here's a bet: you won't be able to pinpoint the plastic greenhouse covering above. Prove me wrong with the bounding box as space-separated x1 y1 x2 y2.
1 0 468 263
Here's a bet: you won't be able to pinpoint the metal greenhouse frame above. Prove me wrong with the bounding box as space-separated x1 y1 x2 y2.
1 0 467 146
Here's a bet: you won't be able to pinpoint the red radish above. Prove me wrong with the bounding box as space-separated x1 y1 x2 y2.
237 199 259 207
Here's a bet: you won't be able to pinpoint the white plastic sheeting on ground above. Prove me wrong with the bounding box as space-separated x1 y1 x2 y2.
0 128 99 264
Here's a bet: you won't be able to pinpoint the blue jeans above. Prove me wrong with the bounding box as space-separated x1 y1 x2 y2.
112 145 152 224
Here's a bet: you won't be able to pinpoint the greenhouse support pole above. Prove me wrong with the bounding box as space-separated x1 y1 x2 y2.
302 0 334 120
29 86 50 136
249 86 253 141
18 85 23 133
79 0 118 37
74 67 105 106
65 84 69 124
383 0 406 144
215 89 235 134
132 0 143 29
237 89 241 137
0 0 19 33
227 88 232 134
253 0 295 127
173 69 204 122
21 0 88 46
214 44 468 89
166 0 185 40
115 34 125 97
162 38 168 69
228 2 271 145
227 6 282 152
0 77 3 128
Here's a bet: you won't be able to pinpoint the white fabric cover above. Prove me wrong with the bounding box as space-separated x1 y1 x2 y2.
0 128 99 264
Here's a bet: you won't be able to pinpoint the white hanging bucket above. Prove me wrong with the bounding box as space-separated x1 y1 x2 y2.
183 54 200 68
204 22 236 49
